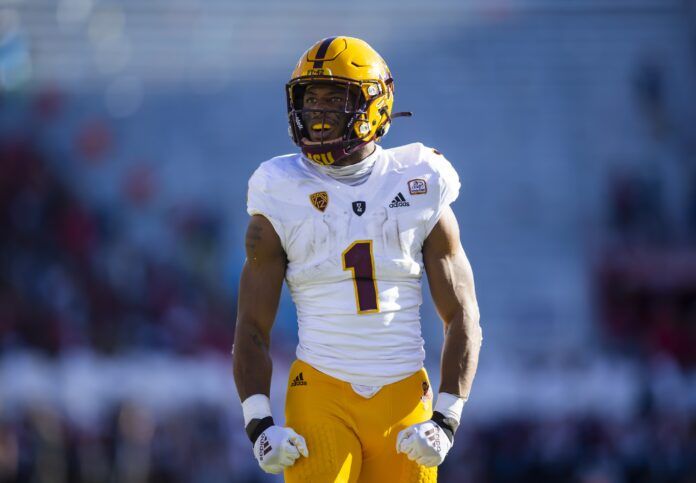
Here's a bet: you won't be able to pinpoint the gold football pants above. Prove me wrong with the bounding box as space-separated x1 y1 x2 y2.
284 359 437 483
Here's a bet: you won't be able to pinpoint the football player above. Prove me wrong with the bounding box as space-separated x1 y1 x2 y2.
233 36 482 482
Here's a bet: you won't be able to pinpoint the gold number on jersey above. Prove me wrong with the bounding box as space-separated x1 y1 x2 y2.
342 240 380 314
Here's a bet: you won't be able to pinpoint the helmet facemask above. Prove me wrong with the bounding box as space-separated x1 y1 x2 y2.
286 77 389 165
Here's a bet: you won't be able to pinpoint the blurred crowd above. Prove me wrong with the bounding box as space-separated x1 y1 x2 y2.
443 412 696 483
598 60 696 369
1 400 693 483
0 401 247 483
597 248 696 368
0 137 234 357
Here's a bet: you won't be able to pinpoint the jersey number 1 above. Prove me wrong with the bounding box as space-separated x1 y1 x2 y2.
342 240 380 314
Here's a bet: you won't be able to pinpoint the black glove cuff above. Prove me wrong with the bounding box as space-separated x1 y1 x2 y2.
245 416 274 445
431 411 458 443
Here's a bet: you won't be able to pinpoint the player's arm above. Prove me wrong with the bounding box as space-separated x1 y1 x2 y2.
423 205 482 403
233 214 308 474
233 214 285 400
396 205 482 467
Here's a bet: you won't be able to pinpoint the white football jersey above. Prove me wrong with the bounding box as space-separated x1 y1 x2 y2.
247 143 460 386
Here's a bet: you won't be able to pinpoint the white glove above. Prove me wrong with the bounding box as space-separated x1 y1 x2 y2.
396 420 452 467
253 425 309 474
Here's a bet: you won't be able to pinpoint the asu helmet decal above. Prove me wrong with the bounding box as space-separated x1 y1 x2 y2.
286 36 396 165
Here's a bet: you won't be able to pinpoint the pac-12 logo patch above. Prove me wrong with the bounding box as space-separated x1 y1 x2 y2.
408 178 427 195
352 201 366 216
309 191 329 212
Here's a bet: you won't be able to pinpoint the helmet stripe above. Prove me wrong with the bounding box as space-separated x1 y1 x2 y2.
312 36 337 68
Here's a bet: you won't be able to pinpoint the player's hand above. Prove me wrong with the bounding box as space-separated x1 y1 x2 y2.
253 425 309 474
396 420 452 467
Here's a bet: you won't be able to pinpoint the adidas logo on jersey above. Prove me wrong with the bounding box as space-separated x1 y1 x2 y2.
290 372 307 387
389 192 410 208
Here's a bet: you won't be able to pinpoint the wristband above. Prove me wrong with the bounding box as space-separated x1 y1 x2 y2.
432 392 466 442
241 394 272 426
433 392 465 422
431 411 457 443
245 416 275 444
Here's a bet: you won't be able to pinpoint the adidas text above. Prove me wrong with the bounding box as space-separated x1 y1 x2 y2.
389 192 410 208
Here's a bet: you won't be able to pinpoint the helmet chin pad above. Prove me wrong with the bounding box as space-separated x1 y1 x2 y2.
301 136 368 166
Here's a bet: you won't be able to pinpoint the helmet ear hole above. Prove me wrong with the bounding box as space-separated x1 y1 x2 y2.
375 105 391 139
375 125 386 138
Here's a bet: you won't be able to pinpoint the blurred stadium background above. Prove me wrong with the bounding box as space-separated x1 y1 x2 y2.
1 0 695 481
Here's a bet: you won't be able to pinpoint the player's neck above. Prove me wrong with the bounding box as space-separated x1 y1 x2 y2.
308 143 379 186
332 142 376 167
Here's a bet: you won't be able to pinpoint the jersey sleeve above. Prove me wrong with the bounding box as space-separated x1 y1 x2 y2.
424 149 461 236
246 164 286 247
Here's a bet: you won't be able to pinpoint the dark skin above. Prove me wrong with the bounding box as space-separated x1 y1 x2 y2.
234 216 481 403
301 83 375 167
422 206 482 398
